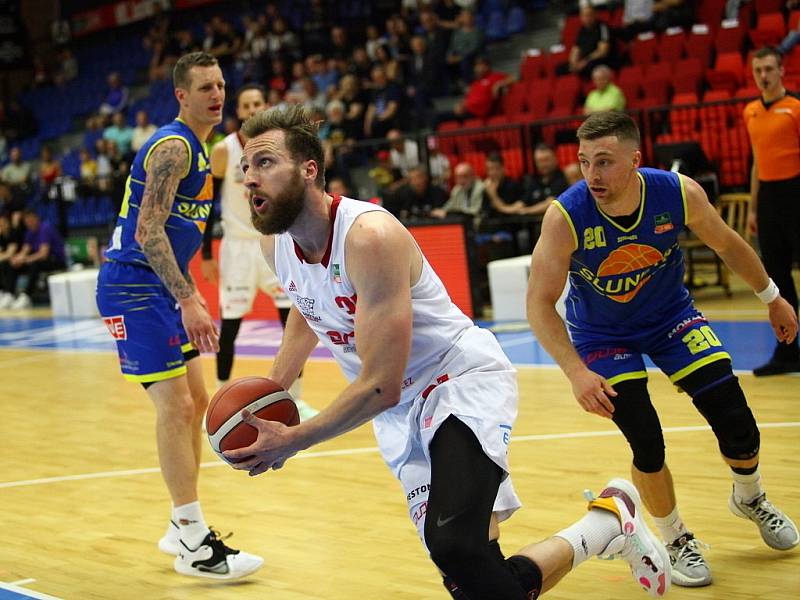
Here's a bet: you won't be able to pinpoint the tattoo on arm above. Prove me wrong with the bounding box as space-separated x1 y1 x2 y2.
135 139 193 301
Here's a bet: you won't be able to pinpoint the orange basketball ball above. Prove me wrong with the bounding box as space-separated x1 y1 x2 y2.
206 376 299 464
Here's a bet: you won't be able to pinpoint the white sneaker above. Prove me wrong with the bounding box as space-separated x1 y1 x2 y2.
174 529 263 580
158 520 180 556
295 399 319 421
9 292 32 310
0 292 13 309
588 478 671 597
666 533 712 587
729 488 800 550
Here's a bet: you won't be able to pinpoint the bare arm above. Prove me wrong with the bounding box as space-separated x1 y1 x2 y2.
527 204 616 417
683 175 797 343
135 138 219 352
226 212 415 471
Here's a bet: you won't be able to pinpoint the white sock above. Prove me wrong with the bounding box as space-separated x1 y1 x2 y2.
732 467 763 503
164 503 178 538
653 506 689 544
555 508 622 569
289 378 303 400
174 501 209 548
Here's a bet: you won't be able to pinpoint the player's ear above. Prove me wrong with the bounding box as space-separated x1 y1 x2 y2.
302 159 318 184
632 149 642 169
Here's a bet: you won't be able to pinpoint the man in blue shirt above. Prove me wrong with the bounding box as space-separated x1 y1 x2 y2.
4 209 65 309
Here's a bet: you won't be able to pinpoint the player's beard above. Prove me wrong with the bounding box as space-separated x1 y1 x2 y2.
250 168 306 234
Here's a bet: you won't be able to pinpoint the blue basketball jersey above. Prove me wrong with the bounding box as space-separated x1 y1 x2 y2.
104 118 213 273
554 168 692 335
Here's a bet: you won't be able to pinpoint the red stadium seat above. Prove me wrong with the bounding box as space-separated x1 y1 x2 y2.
715 22 745 54
502 82 528 117
544 46 569 79
686 28 713 67
707 52 744 93
670 93 699 138
658 28 686 63
552 75 581 113
525 81 552 120
696 0 726 28
642 62 672 104
561 15 581 48
750 13 787 47
556 143 579 169
785 46 800 77
790 10 800 32
755 0 783 13
501 147 525 179
672 58 704 95
520 52 546 81
630 32 658 66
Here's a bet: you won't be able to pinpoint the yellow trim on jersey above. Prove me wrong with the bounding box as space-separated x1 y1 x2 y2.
180 342 195 354
607 370 648 386
678 173 689 224
668 352 731 383
123 365 187 383
143 135 192 179
552 200 579 251
596 172 646 233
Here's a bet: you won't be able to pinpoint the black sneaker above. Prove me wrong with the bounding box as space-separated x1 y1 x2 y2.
174 529 263 579
753 358 800 377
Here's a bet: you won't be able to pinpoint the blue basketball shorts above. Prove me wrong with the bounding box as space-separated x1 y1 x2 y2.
96 261 194 383
571 306 731 386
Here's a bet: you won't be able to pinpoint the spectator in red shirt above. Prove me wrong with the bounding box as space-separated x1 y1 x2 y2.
450 57 513 121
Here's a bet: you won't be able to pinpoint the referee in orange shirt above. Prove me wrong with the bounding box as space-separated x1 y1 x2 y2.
744 47 800 376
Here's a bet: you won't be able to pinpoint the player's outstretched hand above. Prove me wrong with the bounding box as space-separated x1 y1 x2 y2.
180 295 220 353
767 296 799 344
569 368 617 419
224 409 299 476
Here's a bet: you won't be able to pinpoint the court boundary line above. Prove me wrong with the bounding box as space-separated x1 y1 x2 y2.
1 422 797 490
0 581 62 600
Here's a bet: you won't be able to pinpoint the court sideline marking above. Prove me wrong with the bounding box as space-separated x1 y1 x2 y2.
1 422 797 490
0 580 61 600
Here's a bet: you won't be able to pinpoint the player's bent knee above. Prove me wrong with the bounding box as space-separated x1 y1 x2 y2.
611 380 665 473
506 555 543 599
426 532 484 581
692 377 760 460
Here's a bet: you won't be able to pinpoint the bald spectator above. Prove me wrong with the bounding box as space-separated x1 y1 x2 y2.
520 144 569 215
584 65 626 114
431 162 485 223
563 5 612 78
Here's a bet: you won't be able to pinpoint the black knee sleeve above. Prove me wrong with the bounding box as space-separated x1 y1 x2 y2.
506 555 543 599
691 375 760 460
611 379 665 473
216 318 242 381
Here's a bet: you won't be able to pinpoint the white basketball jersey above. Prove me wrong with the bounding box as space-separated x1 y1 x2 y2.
273 196 475 404
221 132 260 240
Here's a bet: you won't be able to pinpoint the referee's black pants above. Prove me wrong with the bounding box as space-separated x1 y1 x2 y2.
757 175 800 356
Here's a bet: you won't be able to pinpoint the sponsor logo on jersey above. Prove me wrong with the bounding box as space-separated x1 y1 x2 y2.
617 234 638 243
288 280 297 292
577 243 673 303
654 212 674 234
103 315 127 340
407 484 430 501
666 314 707 339
585 346 631 365
296 296 321 321
332 263 342 283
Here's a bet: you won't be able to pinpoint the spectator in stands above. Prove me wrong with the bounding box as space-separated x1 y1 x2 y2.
94 138 112 194
302 0 330 55
385 14 412 61
56 47 78 83
483 153 524 216
744 46 800 376
267 56 289 94
435 0 461 29
584 65 626 114
1 147 33 202
37 146 61 195
374 43 405 85
349 46 374 86
520 144 569 215
621 0 655 39
77 147 98 196
388 165 448 220
418 9 450 89
32 56 51 88
330 26 353 61
365 24 384 61
563 5 613 78
652 0 694 31
446 9 485 85
4 209 66 310
99 72 129 116
131 110 157 153
103 112 135 159
779 1 800 55
387 129 420 178
327 177 350 197
406 35 438 128
449 57 513 121
430 162 485 225
267 16 300 59
337 74 369 141
203 16 242 70
104 140 129 213
426 137 452 189
0 211 25 309
306 54 340 98
364 65 404 138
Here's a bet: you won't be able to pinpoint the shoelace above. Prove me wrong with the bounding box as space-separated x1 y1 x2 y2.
747 497 786 532
207 528 238 554
670 536 708 569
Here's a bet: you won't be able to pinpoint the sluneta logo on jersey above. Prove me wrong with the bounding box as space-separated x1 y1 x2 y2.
577 242 678 303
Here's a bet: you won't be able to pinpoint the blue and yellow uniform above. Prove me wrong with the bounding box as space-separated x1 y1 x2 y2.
96 118 213 383
555 167 730 386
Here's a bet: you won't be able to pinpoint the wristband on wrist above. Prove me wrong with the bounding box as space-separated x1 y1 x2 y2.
755 278 780 304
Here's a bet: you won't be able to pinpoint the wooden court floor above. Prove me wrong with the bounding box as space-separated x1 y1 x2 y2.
1 283 799 599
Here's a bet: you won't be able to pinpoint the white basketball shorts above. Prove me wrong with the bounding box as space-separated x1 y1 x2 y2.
372 327 522 546
219 236 291 318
